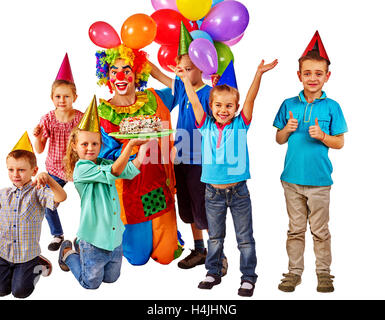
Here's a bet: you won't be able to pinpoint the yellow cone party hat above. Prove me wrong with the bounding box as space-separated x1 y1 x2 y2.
12 131 34 153
78 95 100 132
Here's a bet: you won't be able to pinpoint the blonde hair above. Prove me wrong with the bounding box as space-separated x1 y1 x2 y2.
209 84 240 107
51 80 77 99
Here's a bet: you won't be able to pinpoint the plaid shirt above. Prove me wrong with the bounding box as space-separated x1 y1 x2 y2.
0 182 56 263
40 109 83 181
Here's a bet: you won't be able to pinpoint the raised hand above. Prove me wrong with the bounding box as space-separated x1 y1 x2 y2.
285 111 298 133
168 65 188 81
308 118 325 140
256 59 278 75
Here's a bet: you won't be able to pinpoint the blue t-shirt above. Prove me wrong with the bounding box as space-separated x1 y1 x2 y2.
273 91 348 186
197 112 251 184
164 79 212 164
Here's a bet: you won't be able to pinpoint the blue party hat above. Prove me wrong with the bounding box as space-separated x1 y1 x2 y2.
216 61 238 89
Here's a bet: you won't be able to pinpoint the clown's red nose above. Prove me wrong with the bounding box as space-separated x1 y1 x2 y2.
116 71 125 81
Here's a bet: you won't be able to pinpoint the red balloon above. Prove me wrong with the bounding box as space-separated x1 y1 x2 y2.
89 21 121 48
158 44 178 72
151 9 195 45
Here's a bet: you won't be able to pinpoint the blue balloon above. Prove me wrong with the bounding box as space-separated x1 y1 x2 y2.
190 30 214 44
212 0 225 7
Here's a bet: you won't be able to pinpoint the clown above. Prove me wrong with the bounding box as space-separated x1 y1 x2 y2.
94 43 182 266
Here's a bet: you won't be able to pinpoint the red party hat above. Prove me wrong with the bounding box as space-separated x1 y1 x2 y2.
55 53 74 82
300 31 330 64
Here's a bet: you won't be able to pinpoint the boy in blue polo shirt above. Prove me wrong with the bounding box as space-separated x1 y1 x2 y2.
149 23 214 270
273 31 347 293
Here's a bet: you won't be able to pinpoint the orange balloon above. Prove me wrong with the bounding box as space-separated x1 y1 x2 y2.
121 14 157 49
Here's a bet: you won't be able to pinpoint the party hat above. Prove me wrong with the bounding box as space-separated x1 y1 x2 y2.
178 22 193 56
216 61 238 89
77 95 100 132
12 131 34 153
56 53 75 82
300 31 330 64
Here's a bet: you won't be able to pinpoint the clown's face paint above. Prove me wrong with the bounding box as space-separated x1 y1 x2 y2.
109 59 135 95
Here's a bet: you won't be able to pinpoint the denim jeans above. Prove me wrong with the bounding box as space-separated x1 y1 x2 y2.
65 240 123 289
45 173 66 236
205 181 257 283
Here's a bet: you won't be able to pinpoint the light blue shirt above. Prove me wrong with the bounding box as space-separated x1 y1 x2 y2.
273 91 348 186
197 112 251 184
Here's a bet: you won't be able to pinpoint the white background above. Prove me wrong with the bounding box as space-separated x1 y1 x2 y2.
0 0 384 301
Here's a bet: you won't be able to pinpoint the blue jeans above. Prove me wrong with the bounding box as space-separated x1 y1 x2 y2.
205 181 257 283
45 173 66 236
65 240 123 289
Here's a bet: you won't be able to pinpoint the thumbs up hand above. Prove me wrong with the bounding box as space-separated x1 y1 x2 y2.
309 118 325 140
285 111 298 133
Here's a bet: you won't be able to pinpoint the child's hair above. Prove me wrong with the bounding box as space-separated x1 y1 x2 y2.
7 150 37 168
51 80 77 99
209 84 240 106
63 127 102 180
298 50 330 72
175 55 185 65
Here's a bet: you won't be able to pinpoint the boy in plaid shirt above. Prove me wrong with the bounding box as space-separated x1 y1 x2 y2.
0 133 67 298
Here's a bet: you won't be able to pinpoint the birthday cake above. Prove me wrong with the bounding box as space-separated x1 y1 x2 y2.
119 115 162 134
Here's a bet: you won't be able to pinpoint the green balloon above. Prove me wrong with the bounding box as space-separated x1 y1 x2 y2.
214 41 234 76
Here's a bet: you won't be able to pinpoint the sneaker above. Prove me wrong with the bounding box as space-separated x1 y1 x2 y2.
317 273 335 293
178 249 207 269
198 274 221 289
278 273 302 292
58 240 74 272
38 255 52 277
48 235 64 251
238 280 255 297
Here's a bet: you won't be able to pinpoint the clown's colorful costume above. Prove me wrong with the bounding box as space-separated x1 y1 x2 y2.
95 45 182 265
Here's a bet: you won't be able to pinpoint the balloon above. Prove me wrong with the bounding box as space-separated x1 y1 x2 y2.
89 21 121 48
121 14 157 49
151 0 179 11
151 9 195 45
188 38 218 75
158 44 178 72
223 32 245 46
201 1 249 42
190 30 213 44
214 41 234 76
176 0 213 21
212 0 225 7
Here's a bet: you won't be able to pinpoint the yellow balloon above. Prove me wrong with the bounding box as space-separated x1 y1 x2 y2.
176 0 212 21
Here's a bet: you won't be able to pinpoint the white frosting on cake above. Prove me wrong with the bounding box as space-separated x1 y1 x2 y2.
119 115 162 134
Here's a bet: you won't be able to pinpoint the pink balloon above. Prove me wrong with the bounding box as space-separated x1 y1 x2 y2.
188 38 218 75
89 21 121 48
223 32 245 46
151 0 179 11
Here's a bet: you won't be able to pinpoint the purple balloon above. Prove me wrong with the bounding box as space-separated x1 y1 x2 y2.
151 0 179 11
188 38 218 75
201 1 249 42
